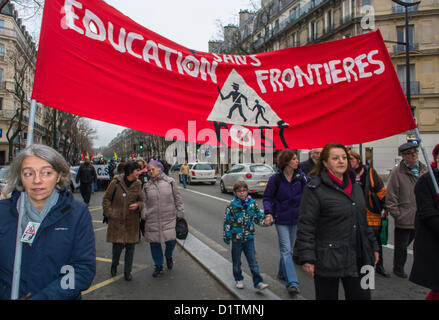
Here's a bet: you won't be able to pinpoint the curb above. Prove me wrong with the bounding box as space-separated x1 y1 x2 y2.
177 232 281 300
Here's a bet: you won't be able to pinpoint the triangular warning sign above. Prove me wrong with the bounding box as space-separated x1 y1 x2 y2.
207 69 286 127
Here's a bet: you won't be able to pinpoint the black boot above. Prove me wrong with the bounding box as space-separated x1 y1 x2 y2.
166 257 173 270
124 272 132 281
152 265 163 278
110 264 117 277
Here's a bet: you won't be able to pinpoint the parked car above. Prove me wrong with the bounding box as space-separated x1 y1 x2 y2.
220 163 275 195
0 165 9 197
179 162 217 185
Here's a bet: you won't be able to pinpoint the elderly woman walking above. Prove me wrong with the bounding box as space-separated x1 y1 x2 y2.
142 160 184 277
103 161 143 281
0 144 96 299
296 142 379 300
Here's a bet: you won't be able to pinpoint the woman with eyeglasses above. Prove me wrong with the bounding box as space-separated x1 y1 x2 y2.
296 142 379 300
0 144 95 299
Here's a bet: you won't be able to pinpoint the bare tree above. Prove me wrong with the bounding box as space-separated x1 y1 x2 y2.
5 48 32 162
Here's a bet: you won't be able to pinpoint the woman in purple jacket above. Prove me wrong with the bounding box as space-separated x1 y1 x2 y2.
263 149 307 295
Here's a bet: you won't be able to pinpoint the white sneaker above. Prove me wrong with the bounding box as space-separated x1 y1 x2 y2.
256 282 269 291
235 281 244 289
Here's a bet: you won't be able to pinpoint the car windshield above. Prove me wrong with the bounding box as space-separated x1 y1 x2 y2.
193 164 213 170
250 165 272 173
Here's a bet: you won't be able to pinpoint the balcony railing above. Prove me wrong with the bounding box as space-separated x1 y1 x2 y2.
400 81 421 95
393 43 419 53
392 4 419 14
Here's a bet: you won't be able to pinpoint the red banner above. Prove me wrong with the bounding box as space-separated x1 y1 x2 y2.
32 0 416 149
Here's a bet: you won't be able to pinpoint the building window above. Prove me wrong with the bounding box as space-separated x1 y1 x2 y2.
0 69 3 82
0 43 4 56
0 20 4 29
397 64 419 95
291 32 298 47
309 21 317 41
397 25 414 45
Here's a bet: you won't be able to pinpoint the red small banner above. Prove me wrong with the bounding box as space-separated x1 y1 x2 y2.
32 0 416 149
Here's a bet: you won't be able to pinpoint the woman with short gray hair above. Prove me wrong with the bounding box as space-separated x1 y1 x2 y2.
0 144 96 300
142 160 184 277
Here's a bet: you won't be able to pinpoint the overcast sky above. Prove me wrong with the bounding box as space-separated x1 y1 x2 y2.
85 0 259 147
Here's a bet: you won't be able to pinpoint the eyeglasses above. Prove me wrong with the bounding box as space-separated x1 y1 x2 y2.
402 150 418 156
236 189 248 193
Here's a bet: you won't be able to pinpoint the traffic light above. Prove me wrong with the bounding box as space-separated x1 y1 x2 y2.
196 143 201 153
139 143 144 150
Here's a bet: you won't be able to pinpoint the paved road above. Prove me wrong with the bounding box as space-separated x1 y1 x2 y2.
77 173 429 300
75 190 234 300
168 173 428 300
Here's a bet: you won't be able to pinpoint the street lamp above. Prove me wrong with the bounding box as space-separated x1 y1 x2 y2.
391 0 420 113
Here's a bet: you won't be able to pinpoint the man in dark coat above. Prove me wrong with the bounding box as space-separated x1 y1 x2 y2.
299 148 322 176
76 157 97 205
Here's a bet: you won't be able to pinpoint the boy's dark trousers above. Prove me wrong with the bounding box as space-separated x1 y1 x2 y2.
231 239 263 288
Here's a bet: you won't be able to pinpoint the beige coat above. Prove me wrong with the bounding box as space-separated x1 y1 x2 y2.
386 161 427 229
103 174 144 243
179 164 189 175
142 173 184 243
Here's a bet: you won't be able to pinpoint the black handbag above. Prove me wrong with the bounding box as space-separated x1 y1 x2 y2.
176 218 188 240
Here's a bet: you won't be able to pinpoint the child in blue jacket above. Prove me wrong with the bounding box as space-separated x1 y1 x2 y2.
223 181 273 290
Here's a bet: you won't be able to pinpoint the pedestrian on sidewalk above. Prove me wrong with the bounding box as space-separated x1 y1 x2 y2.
409 143 439 300
75 156 97 205
0 144 96 299
142 160 184 277
296 142 379 300
179 160 189 188
348 150 390 278
103 161 143 281
386 142 427 278
224 180 273 291
263 149 306 295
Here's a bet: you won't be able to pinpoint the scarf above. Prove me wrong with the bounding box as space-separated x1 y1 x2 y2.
327 170 352 196
403 160 420 178
18 189 60 235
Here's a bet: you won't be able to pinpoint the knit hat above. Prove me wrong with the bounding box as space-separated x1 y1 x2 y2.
148 160 164 172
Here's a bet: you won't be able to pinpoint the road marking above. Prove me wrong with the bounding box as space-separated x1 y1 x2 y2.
179 187 230 204
82 275 124 295
82 258 149 296
94 226 107 232
89 206 103 212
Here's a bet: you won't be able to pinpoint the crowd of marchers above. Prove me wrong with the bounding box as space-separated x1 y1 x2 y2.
0 141 437 300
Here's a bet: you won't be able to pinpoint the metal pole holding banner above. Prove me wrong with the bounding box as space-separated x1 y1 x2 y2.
11 99 36 299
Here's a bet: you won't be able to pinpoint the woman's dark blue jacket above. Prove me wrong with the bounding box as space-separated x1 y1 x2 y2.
263 169 307 225
0 189 96 300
